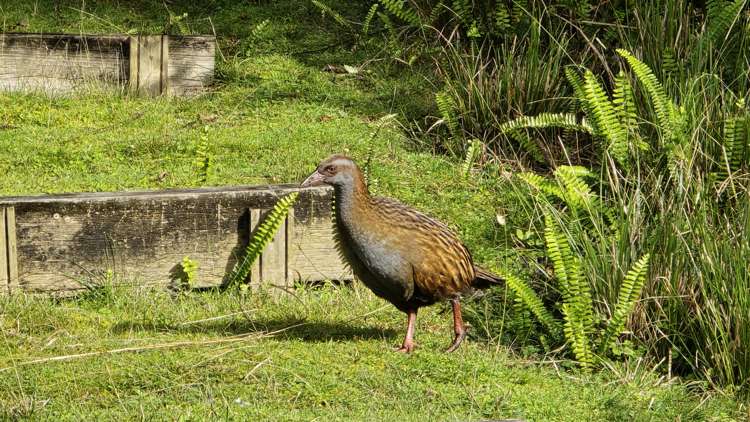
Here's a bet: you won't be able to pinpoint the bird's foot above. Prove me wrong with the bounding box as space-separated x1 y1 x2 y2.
445 329 467 353
395 341 416 353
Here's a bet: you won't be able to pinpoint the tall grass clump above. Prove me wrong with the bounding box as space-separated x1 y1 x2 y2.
502 43 750 387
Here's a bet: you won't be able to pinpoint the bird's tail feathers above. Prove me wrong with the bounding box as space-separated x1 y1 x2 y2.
471 266 504 289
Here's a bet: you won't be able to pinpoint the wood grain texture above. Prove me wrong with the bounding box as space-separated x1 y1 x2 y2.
128 36 138 94
0 33 214 96
5 207 18 294
0 33 128 94
0 208 7 295
166 35 215 96
0 185 350 294
136 35 162 96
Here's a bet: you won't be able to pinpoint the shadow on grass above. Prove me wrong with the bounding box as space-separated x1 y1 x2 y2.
110 317 398 343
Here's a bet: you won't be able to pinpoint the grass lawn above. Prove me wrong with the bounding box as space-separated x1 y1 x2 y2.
0 1 745 420
1 285 742 420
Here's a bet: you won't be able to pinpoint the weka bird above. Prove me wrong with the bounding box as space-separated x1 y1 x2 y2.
301 155 503 353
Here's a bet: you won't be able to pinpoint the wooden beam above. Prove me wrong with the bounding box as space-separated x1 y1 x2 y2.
136 35 163 96
128 36 139 94
166 35 215 96
0 207 7 295
0 33 129 94
160 35 169 95
0 33 213 96
0 185 350 294
6 207 18 294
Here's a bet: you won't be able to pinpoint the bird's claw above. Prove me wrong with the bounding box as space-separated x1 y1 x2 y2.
395 342 416 353
445 329 467 353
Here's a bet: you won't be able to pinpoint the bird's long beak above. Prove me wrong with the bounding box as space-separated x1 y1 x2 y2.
301 170 326 187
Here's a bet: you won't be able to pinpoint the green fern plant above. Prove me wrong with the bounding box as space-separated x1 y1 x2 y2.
167 11 190 35
492 3 511 34
311 0 354 31
436 90 460 138
381 0 422 27
362 3 380 35
194 126 212 185
250 19 271 40
543 213 595 367
462 139 481 177
616 49 681 140
500 51 686 169
599 254 650 355
503 215 651 368
518 165 615 230
500 269 559 333
704 0 747 48
225 192 299 289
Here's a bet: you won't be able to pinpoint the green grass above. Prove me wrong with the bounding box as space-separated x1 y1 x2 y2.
0 0 746 419
0 285 742 420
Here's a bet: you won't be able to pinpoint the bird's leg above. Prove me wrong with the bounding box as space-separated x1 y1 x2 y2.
445 298 466 353
396 309 417 353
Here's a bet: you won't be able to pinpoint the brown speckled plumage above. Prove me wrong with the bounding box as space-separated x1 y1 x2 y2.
302 154 503 352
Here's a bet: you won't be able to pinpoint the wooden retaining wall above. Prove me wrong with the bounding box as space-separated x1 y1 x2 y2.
0 185 351 295
0 33 215 96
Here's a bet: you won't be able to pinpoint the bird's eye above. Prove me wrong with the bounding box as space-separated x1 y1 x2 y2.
324 165 336 173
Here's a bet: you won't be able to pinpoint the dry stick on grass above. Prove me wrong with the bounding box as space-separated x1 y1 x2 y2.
0 305 391 373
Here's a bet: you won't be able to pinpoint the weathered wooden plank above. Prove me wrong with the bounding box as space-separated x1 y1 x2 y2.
0 33 128 94
249 208 261 289
136 35 163 96
261 211 287 288
160 35 169 95
0 33 214 96
6 207 18 294
0 185 350 294
0 207 7 295
167 35 215 96
128 36 138 94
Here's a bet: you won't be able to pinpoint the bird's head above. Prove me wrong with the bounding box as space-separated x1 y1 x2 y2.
301 155 361 188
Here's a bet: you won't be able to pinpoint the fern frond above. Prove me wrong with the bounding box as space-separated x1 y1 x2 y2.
250 19 271 40
600 254 650 354
436 91 460 137
498 113 595 135
545 214 594 368
493 3 511 34
506 129 545 162
311 0 353 30
381 0 422 27
704 0 746 46
725 116 749 171
225 192 299 288
543 214 571 297
463 139 481 177
194 128 211 184
582 71 629 166
501 270 559 333
362 3 380 35
554 166 596 211
518 173 564 201
562 302 594 368
564 67 587 104
612 71 639 135
498 113 593 163
617 49 679 138
428 1 445 24
451 0 472 25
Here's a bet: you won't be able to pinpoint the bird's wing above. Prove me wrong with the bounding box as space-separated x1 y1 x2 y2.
372 197 475 300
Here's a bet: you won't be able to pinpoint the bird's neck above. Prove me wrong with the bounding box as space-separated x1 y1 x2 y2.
333 172 371 231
